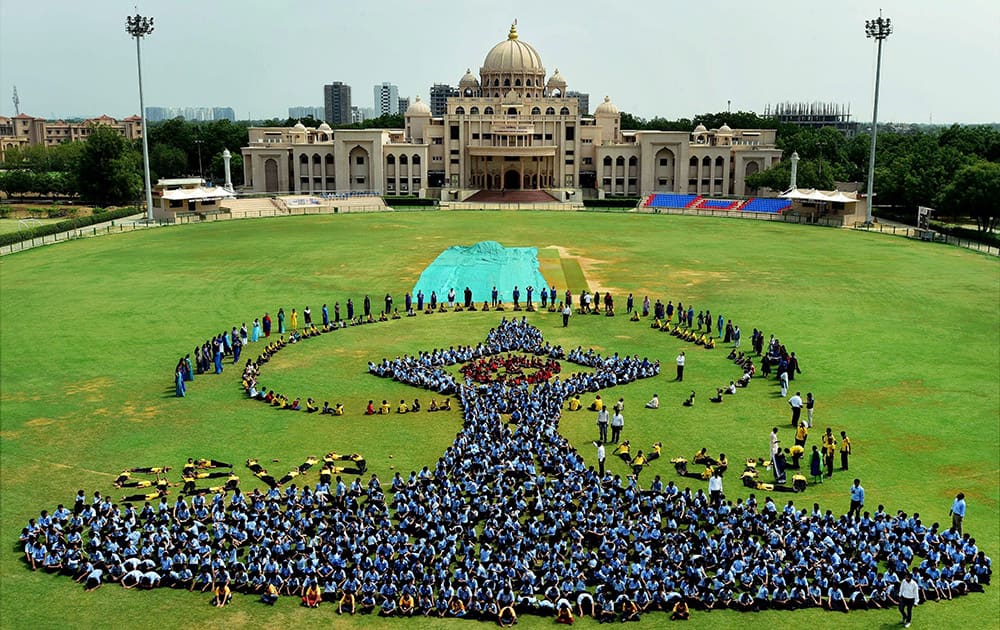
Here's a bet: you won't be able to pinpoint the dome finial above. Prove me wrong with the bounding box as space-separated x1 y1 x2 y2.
509 20 518 40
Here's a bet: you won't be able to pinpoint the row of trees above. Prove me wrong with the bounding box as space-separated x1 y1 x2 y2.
0 127 143 206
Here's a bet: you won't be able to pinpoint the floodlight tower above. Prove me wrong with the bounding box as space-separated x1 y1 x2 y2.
126 12 155 222
864 12 892 224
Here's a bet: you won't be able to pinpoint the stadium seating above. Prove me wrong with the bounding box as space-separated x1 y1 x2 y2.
645 193 698 209
695 198 740 210
741 198 792 214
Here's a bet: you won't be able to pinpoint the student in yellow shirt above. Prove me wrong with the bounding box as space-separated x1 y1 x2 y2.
379 400 391 414
840 431 852 471
397 399 409 414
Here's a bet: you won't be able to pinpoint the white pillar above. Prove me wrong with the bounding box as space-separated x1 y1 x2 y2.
222 149 233 192
789 151 799 191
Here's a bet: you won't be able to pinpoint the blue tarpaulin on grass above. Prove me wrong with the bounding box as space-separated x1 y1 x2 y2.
413 241 547 305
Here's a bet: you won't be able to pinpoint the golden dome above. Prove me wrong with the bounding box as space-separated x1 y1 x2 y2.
481 23 545 74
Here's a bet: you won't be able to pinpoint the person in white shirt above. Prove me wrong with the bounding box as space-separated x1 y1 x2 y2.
898 571 919 627
610 411 624 443
595 442 606 477
645 394 659 409
708 470 723 506
788 392 803 426
675 352 685 381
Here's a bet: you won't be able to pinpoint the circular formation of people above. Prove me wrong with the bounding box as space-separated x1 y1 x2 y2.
23 284 992 626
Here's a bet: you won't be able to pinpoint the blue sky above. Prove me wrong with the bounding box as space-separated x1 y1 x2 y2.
1 0 996 122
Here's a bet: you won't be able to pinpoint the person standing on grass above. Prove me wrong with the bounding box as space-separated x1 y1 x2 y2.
562 303 571 327
596 406 609 443
610 409 624 443
788 392 803 427
806 392 815 427
839 431 852 470
950 492 966 535
822 428 837 478
779 369 789 397
595 442 606 477
848 478 864 520
810 445 823 484
675 352 685 381
898 571 919 627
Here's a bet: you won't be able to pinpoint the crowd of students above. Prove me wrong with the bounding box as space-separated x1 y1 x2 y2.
38 319 986 621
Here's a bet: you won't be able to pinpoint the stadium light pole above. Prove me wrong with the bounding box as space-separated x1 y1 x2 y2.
126 12 155 222
864 12 892 224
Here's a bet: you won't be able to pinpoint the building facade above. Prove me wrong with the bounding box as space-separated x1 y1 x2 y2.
0 114 142 160
373 82 400 117
323 82 352 125
244 25 782 198
288 106 325 120
566 91 590 116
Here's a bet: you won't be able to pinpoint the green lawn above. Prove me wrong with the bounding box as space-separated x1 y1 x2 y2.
1 211 997 629
0 217 62 234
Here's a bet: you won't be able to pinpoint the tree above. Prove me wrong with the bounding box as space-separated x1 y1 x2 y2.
745 158 835 193
74 126 143 206
149 144 189 181
940 160 1000 233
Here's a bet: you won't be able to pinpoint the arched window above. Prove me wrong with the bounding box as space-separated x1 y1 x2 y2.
702 156 711 167
531 107 541 115
312 154 321 164
386 154 395 165
629 156 638 166
515 78 522 86
603 156 613 166
690 156 698 166
463 88 473 97
616 156 625 166
299 154 308 165
493 79 499 87
560 107 570 115
455 106 465 115
507 107 517 115
503 78 511 87
470 106 480 115
545 107 556 115
484 107 494 115
526 78 533 86
399 154 408 165
412 155 420 165
715 156 725 167
494 92 501 98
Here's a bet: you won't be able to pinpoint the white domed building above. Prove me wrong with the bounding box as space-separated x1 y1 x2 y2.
242 23 781 200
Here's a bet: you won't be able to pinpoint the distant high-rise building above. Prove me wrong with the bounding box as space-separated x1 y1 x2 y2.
212 107 236 122
429 84 459 116
397 97 410 115
763 102 859 138
288 106 325 121
324 82 352 125
566 91 589 116
145 107 170 122
373 82 400 116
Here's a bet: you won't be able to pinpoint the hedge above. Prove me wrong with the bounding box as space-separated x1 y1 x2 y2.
0 207 139 247
583 197 642 208
384 196 437 207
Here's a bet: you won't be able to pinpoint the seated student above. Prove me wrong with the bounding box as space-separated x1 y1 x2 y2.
620 596 640 622
567 395 582 411
213 583 232 607
671 457 689 476
715 453 729 473
302 583 322 608
333 403 345 415
645 394 660 409
670 598 690 620
709 388 724 403
440 398 452 411
378 311 388 322
306 398 319 413
397 399 409 414
651 318 663 329
725 381 737 395
481 301 490 311
588 395 604 412
556 599 575 624
288 398 302 411
630 310 640 322
737 372 751 387
682 391 695 407
399 592 416 617
498 604 517 628
261 581 279 605
427 399 438 412
630 450 648 477
321 401 335 415
614 441 631 463
390 309 401 320
406 308 417 317
705 337 716 349
379 400 391 415
647 441 663 462
692 448 712 465
411 399 421 412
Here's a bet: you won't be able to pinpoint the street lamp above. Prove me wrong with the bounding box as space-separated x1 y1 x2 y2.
864 12 892 224
126 12 155 222
194 139 204 180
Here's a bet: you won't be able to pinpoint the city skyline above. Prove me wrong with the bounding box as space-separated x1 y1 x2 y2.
1 0 998 124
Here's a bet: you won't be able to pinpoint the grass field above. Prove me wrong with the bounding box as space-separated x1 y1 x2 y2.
0 217 62 234
1 211 997 629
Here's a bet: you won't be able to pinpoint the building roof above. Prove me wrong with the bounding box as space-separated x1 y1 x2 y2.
594 96 618 116
482 23 545 74
160 185 235 201
459 68 479 87
406 95 431 116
